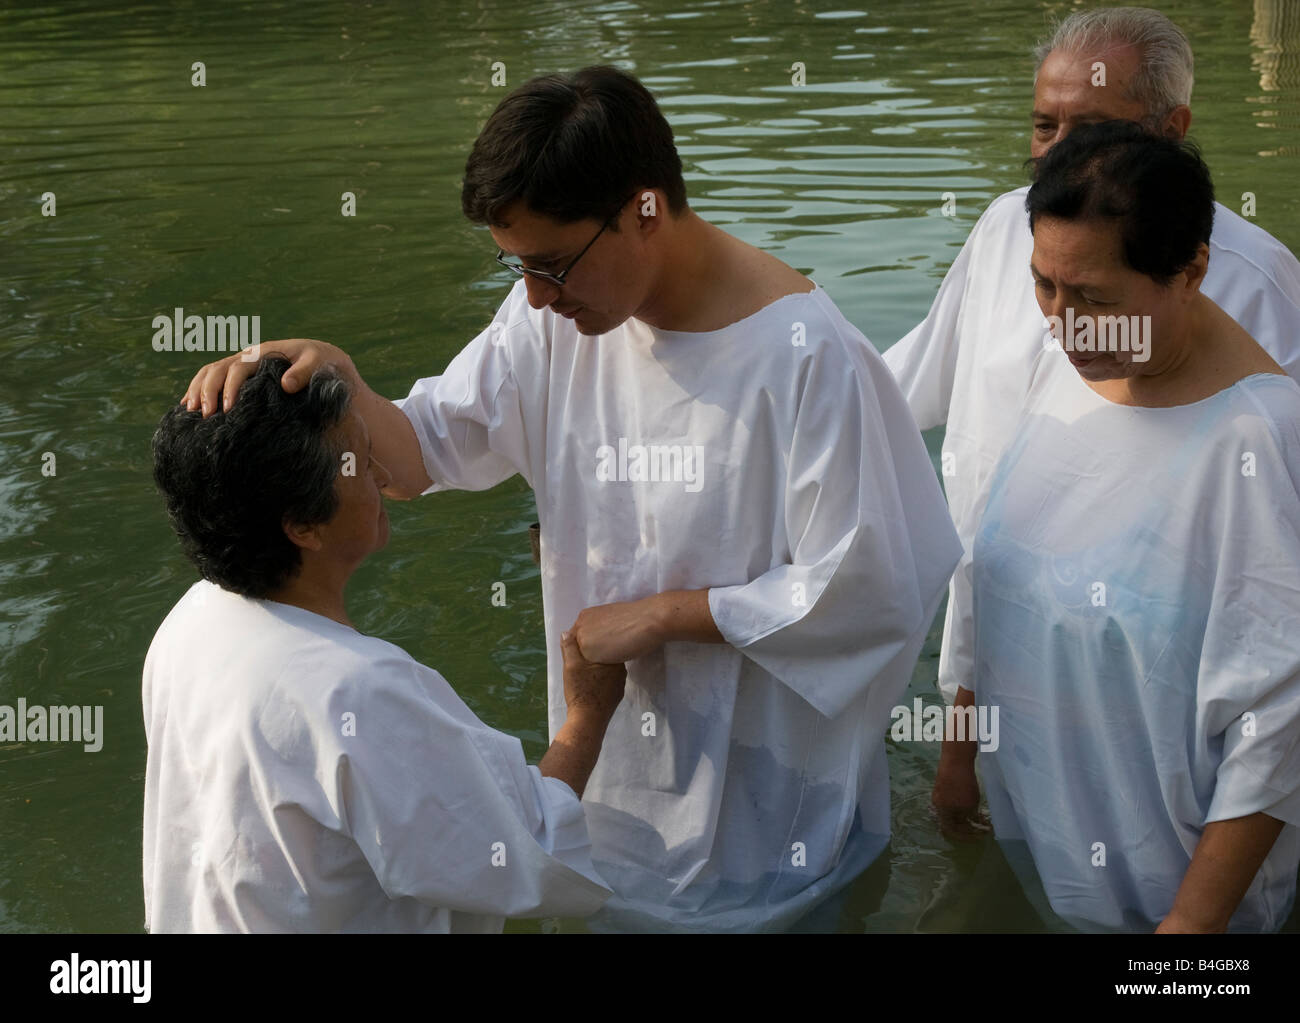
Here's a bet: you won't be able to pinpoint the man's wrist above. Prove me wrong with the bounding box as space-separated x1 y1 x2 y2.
646 592 676 646
646 588 720 647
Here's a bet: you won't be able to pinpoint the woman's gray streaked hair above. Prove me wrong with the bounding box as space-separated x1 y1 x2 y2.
1034 7 1195 126
152 355 356 598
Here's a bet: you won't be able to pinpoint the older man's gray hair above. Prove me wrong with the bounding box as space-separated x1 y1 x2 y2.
1034 7 1195 126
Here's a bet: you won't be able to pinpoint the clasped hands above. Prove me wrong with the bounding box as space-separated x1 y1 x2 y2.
566 588 722 666
567 593 670 665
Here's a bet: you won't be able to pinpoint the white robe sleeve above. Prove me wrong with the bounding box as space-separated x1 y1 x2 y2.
317 652 611 918
707 334 962 719
393 289 544 494
1205 203 1300 382
882 195 1015 431
1200 388 1300 829
941 345 1055 704
937 550 976 703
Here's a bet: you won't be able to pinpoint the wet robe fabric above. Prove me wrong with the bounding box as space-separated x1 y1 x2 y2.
396 280 962 931
142 580 611 932
883 185 1300 702
966 348 1300 931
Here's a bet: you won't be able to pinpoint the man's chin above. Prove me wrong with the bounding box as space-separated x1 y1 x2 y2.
574 313 627 337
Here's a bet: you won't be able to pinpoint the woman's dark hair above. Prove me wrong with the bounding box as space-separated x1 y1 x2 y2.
462 65 687 227
1026 120 1214 286
152 356 351 598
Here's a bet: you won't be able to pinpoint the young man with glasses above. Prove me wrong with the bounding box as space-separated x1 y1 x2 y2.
185 64 961 932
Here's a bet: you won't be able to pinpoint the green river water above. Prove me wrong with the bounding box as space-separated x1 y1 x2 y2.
1 0 1297 932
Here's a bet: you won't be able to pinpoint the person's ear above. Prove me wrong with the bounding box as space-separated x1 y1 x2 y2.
1164 104 1191 141
283 518 324 552
633 188 666 239
1180 242 1210 294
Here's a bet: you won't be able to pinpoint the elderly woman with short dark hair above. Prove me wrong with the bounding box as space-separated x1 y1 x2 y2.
144 356 625 932
935 121 1300 932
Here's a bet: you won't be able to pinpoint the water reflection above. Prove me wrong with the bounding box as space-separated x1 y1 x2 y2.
0 0 1295 932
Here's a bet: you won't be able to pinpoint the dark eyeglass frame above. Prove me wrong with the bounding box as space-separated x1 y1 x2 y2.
494 195 636 287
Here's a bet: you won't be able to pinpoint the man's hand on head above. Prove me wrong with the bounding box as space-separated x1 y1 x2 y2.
181 339 432 499
183 339 355 417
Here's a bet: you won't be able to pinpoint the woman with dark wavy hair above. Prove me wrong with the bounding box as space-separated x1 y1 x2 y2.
144 356 625 932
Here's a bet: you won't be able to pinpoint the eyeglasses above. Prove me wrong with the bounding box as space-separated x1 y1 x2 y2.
494 198 633 287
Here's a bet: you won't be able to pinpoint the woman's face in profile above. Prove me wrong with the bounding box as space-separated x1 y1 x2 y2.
315 410 392 565
1030 215 1178 383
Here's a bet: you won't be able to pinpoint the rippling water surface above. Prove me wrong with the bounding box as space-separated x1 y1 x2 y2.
1 0 1297 932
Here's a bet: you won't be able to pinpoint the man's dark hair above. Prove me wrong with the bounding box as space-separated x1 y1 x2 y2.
152 356 351 598
462 65 688 227
1026 120 1214 286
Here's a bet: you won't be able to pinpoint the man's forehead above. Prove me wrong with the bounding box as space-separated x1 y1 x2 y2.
490 202 588 259
1035 43 1144 106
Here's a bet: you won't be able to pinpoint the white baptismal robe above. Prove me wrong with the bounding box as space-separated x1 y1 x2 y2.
883 185 1300 701
396 279 961 931
142 580 611 932
969 349 1300 931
